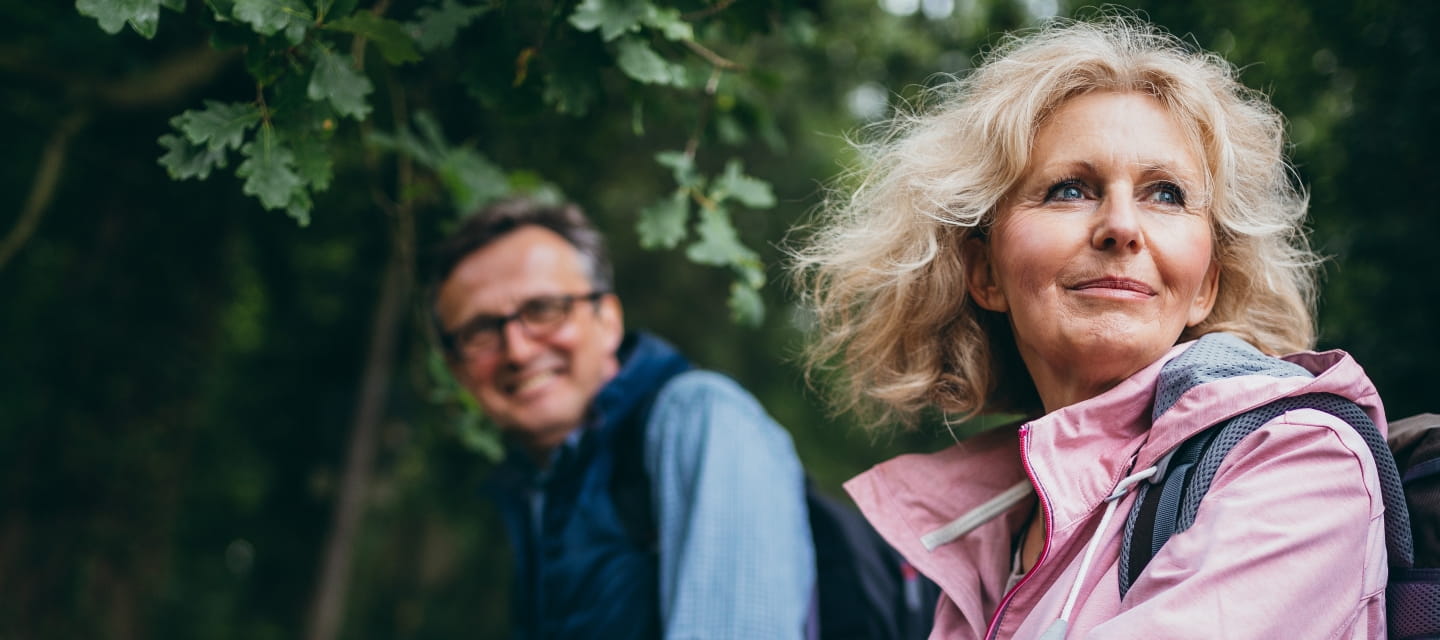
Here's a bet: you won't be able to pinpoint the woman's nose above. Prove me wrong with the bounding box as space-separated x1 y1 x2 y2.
1091 193 1143 252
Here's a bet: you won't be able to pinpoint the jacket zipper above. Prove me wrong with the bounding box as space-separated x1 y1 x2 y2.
984 424 1050 640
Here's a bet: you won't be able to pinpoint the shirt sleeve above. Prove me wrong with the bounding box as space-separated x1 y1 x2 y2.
1088 407 1389 639
644 370 816 640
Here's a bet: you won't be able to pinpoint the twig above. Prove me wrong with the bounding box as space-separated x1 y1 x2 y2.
682 39 743 71
0 112 91 273
684 68 723 159
681 0 736 22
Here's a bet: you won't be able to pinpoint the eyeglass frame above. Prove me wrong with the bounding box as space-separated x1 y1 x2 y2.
439 290 609 359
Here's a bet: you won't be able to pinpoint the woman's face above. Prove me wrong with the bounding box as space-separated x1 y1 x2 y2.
965 91 1220 411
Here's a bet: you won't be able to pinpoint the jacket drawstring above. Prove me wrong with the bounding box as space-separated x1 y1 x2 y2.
1037 465 1157 640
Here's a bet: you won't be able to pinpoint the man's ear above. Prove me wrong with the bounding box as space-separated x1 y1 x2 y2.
962 236 1008 312
597 293 625 352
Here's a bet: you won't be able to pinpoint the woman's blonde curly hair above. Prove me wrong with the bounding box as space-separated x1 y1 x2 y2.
791 16 1320 427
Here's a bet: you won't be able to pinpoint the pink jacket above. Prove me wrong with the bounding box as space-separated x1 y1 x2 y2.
846 338 1389 639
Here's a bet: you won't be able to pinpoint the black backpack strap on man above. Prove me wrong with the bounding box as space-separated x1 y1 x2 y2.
1117 392 1440 639
609 374 938 640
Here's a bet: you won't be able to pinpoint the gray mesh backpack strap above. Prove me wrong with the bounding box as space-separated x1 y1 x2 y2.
1118 393 1426 638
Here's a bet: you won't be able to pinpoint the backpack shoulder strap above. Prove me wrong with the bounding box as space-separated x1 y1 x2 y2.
1119 392 1413 598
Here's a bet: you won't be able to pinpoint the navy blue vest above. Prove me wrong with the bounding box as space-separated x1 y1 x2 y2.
489 333 691 639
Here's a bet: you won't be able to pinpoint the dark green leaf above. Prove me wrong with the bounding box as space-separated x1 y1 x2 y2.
727 282 765 326
655 150 703 189
157 133 229 180
568 0 646 42
542 68 598 116
171 100 262 152
615 37 677 85
413 110 448 150
713 159 775 208
233 0 312 40
366 129 435 168
328 12 421 65
77 0 161 38
456 410 503 461
439 149 508 214
734 259 765 290
236 127 305 213
308 47 373 120
641 4 691 41
290 136 334 192
204 0 237 22
323 0 359 22
686 205 758 267
409 0 490 52
283 188 313 226
159 0 183 10
637 190 690 249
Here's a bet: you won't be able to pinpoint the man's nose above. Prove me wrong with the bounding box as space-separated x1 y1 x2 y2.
500 319 540 362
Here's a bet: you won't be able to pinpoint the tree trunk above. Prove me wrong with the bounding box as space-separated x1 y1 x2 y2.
304 231 412 640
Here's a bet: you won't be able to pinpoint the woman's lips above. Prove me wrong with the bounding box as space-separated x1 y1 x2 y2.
1071 277 1156 295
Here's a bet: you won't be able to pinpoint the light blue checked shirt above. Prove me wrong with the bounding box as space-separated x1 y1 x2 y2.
643 370 815 639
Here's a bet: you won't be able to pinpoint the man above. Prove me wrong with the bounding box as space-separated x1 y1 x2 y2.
431 198 815 639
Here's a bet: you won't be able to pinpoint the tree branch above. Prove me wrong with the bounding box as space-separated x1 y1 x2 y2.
681 0 736 22
0 112 91 273
304 49 414 640
90 46 236 109
683 39 743 71
0 43 233 272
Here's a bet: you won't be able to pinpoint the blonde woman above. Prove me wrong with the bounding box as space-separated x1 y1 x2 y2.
794 17 1390 639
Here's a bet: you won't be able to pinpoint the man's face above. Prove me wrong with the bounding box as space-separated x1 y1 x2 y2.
435 226 623 457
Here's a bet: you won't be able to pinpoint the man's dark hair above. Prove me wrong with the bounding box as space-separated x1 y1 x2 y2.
431 198 614 295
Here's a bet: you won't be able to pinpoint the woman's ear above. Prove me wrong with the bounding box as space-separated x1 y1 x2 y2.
962 236 1008 313
1186 259 1221 327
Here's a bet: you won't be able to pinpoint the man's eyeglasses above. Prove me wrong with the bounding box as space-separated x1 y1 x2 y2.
441 291 607 358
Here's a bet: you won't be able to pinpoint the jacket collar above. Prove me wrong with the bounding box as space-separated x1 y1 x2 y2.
488 331 692 494
847 333 1386 612
589 331 692 439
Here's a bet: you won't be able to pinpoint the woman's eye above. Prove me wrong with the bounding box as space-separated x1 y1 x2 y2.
1045 181 1085 201
1148 183 1185 206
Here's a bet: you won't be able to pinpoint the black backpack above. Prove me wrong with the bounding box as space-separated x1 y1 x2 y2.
1120 394 1440 639
610 388 939 640
803 479 940 639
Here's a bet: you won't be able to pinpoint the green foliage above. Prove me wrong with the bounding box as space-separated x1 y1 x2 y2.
236 125 310 224
367 112 509 214
307 46 374 120
75 0 183 38
714 159 776 209
637 190 690 249
408 0 490 52
82 0 784 327
616 37 685 85
426 349 503 461
173 100 263 152
158 134 230 180
328 11 421 64
233 0 312 42
568 0 648 42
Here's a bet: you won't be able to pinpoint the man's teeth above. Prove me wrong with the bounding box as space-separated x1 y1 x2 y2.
514 371 556 394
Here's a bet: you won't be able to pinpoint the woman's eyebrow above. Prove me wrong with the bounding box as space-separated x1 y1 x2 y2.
1134 160 1198 182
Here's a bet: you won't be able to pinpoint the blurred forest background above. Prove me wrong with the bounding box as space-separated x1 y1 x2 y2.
2 0 1436 638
